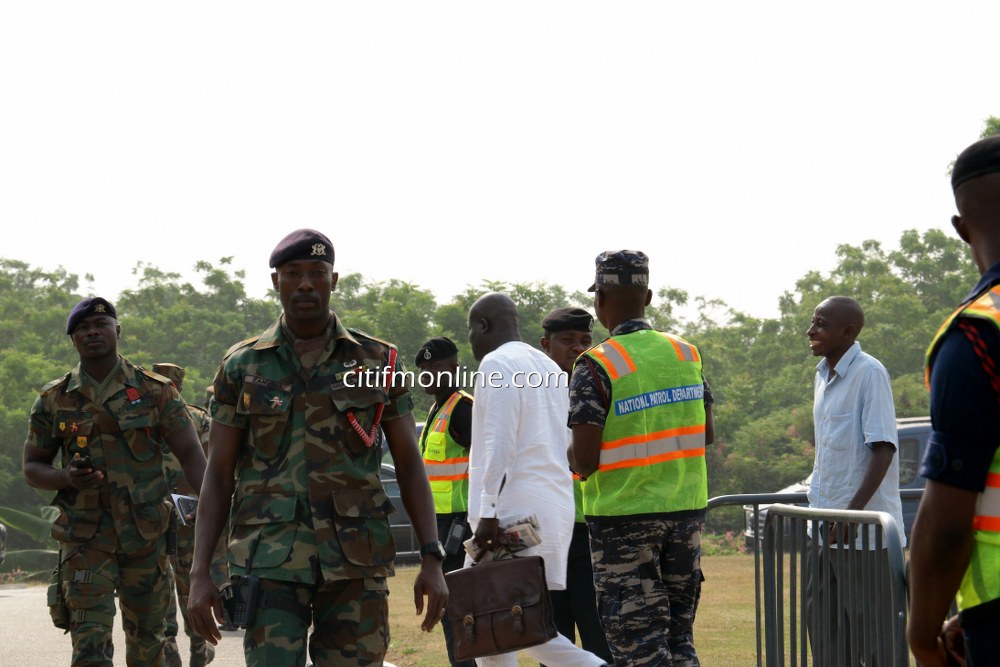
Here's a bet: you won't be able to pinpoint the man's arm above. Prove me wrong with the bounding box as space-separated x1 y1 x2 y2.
906 479 977 665
24 444 104 491
165 421 207 496
383 413 448 632
187 420 241 645
845 441 895 511
569 424 603 479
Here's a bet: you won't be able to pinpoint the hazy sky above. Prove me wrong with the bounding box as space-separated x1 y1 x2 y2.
2 2 998 321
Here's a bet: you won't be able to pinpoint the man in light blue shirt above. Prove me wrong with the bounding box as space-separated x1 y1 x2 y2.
808 296 903 541
806 295 902 664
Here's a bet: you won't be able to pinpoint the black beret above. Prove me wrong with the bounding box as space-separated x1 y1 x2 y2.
66 297 117 335
269 229 335 268
953 135 1000 191
588 249 649 292
541 307 594 333
415 337 459 366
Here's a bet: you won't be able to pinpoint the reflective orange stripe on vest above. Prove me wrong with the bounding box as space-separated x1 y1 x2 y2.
422 392 470 481
974 472 1000 533
591 334 700 382
599 423 707 472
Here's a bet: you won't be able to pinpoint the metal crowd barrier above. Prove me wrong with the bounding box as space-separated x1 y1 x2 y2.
706 490 923 667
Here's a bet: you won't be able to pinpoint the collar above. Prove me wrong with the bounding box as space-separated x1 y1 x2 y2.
67 355 128 392
611 318 652 336
251 312 359 350
815 341 862 378
962 260 1000 305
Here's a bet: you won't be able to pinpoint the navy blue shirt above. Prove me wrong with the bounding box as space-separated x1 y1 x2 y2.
922 261 1000 491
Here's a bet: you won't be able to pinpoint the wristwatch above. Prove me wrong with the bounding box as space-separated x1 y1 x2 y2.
420 541 447 561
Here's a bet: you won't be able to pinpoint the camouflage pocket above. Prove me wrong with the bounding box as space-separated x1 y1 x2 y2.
240 378 292 460
50 491 101 543
229 493 298 569
331 488 396 567
119 413 158 462
331 387 388 454
129 483 170 540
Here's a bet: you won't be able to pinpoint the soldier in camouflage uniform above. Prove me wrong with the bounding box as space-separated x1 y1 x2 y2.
22 297 207 667
568 252 715 667
154 363 229 667
187 229 448 667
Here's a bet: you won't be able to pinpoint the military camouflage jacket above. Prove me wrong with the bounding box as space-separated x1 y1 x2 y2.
212 313 414 584
162 403 211 496
26 356 194 554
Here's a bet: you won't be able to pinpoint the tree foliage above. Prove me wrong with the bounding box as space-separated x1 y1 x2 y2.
0 226 980 548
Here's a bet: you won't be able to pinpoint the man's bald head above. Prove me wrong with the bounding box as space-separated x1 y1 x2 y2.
468 292 520 361
819 296 865 334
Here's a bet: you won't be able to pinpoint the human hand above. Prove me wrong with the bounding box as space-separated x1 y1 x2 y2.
187 572 224 645
472 517 502 560
941 615 965 666
413 561 448 632
66 454 103 489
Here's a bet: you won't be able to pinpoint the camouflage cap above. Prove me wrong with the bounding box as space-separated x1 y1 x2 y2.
66 297 117 335
152 363 185 386
953 135 1000 191
414 337 459 366
541 307 594 333
269 229 335 268
588 250 649 292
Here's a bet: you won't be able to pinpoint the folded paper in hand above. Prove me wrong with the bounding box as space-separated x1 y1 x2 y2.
464 514 542 563
170 493 198 525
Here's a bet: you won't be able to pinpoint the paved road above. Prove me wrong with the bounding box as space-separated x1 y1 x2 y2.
0 584 398 666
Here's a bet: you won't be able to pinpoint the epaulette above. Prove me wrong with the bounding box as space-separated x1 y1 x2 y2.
137 366 172 386
39 373 72 396
347 328 398 352
223 335 262 360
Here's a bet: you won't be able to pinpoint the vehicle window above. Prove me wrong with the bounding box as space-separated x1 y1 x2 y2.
898 436 921 485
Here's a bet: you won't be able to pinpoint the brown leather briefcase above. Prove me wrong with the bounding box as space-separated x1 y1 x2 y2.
444 555 558 661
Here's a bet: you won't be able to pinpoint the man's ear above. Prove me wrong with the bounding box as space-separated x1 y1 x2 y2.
540 337 551 353
271 271 279 291
331 271 339 292
952 214 971 245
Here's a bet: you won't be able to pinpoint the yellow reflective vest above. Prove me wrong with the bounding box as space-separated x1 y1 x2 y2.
419 390 473 514
926 285 1000 611
580 329 708 518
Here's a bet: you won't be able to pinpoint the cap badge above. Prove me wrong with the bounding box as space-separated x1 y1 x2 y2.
310 243 327 257
94 304 106 313
422 349 432 360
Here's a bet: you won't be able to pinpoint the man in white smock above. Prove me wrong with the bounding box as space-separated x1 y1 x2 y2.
465 292 607 667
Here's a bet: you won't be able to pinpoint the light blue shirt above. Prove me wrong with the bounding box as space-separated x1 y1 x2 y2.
809 341 904 546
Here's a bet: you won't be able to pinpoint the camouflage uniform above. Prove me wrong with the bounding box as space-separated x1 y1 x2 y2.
25 355 194 667
162 400 228 667
211 313 413 667
569 319 712 667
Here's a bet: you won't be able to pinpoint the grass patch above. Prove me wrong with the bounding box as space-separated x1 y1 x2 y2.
385 553 759 666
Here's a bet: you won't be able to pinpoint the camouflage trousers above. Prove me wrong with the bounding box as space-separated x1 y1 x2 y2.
61 536 171 667
588 515 705 667
242 576 389 667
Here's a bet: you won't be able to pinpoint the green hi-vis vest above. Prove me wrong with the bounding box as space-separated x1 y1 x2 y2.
419 390 473 514
580 329 708 518
926 285 1000 611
